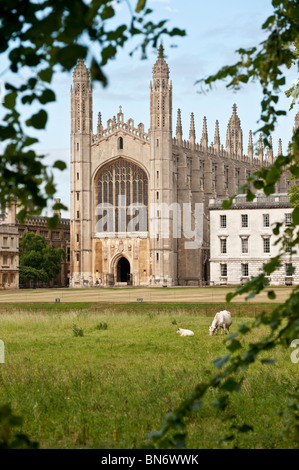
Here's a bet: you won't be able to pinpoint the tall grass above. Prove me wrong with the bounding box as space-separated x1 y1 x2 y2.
0 306 297 449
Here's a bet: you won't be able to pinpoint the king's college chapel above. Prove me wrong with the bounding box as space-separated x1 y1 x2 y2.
69 46 297 288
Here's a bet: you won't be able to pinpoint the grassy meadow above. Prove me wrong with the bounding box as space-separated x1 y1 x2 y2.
0 302 297 449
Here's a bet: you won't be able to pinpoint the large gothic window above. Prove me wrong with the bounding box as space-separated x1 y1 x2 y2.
96 159 148 235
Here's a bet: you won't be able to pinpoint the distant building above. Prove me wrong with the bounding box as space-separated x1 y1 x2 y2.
0 220 19 289
209 193 299 286
2 199 70 288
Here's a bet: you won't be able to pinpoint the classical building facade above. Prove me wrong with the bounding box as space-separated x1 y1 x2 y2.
2 199 70 288
209 193 299 286
0 216 19 290
70 46 296 288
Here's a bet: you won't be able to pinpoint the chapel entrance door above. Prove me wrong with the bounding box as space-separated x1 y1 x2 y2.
116 257 130 283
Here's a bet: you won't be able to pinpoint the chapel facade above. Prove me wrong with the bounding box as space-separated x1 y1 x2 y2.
69 46 292 288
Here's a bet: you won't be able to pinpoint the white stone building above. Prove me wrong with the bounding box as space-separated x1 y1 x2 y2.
209 193 299 286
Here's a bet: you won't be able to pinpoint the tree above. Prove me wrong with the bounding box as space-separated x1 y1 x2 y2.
19 232 65 285
0 0 185 226
285 41 299 110
288 179 299 207
148 0 299 449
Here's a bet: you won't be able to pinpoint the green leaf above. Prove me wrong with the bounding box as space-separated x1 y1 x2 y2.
101 5 115 20
222 196 235 209
38 68 53 83
292 207 299 224
28 78 38 89
213 354 230 369
261 359 276 365
26 110 48 129
101 44 117 66
253 180 264 189
227 339 242 353
3 91 17 110
135 0 147 13
212 395 229 410
221 378 242 392
273 222 282 235
39 89 56 104
237 424 254 433
226 292 235 303
238 324 251 334
56 45 87 70
90 59 108 86
53 160 67 171
21 94 37 105
267 290 276 300
47 214 60 230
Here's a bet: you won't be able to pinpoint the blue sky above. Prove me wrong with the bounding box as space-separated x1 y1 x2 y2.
1 0 298 217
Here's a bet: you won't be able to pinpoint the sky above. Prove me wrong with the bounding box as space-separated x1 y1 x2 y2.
1 0 298 218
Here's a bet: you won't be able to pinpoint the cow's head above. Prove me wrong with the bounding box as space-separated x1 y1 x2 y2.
209 326 216 336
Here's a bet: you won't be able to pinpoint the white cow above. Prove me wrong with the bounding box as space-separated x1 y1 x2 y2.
176 328 194 337
209 310 232 336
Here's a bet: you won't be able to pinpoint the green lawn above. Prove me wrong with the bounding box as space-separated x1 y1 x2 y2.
0 304 297 449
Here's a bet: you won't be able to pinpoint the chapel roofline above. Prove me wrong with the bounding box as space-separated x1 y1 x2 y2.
92 106 149 144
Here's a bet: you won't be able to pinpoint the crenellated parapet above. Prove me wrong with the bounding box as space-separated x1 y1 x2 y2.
92 106 150 144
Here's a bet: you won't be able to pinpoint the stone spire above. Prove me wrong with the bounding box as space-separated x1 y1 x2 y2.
200 116 208 148
158 43 164 58
70 58 93 287
72 58 90 82
214 120 220 153
226 103 243 159
150 45 172 132
258 133 263 163
97 111 103 134
267 136 274 163
71 58 92 135
189 112 196 147
149 45 174 286
176 108 182 142
117 105 124 123
278 138 283 156
152 44 170 80
293 110 299 135
226 125 231 156
248 130 253 160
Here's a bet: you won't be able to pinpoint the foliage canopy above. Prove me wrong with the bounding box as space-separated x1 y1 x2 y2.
19 231 65 284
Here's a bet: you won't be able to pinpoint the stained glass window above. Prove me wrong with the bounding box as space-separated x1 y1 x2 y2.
96 159 148 234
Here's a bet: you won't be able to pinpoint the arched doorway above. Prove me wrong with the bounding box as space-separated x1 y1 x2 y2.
117 257 130 283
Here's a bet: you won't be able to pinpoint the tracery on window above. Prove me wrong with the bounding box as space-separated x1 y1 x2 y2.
96 159 148 234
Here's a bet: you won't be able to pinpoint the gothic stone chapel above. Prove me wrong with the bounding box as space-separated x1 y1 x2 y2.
70 46 287 288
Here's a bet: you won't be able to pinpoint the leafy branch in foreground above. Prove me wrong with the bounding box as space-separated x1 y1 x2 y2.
0 0 185 224
0 404 38 449
146 0 299 449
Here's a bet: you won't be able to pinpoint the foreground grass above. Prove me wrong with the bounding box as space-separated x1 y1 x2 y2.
0 305 297 449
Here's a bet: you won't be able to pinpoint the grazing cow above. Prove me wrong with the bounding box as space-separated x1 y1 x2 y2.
176 328 194 337
209 310 232 336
